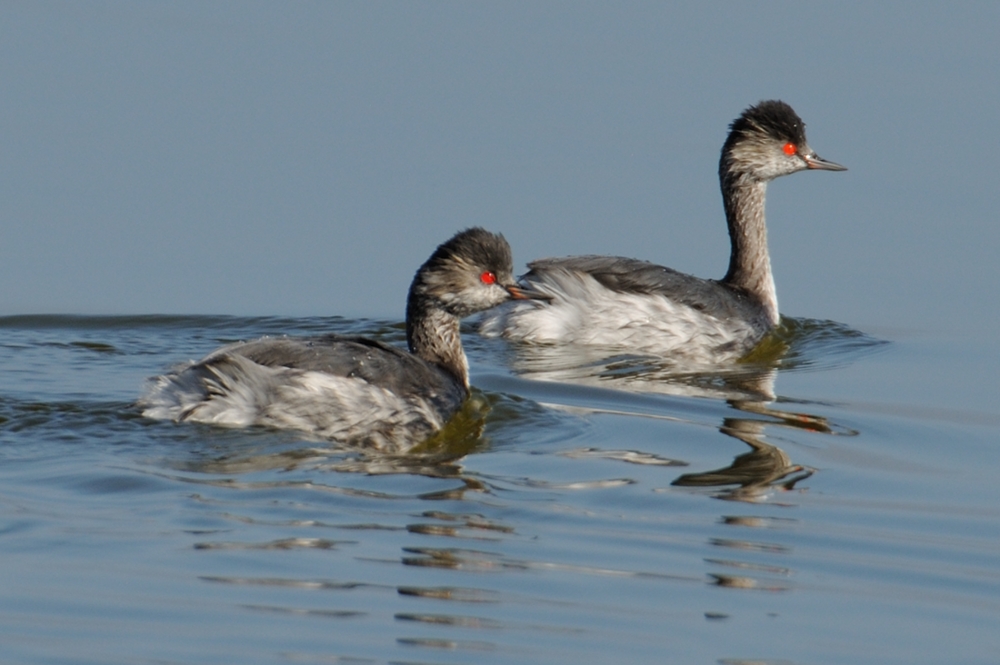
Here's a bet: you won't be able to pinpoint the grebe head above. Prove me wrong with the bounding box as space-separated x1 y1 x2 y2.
408 227 544 320
721 100 846 183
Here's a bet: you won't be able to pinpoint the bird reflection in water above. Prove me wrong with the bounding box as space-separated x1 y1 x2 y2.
670 404 821 503
496 317 877 503
167 392 496 482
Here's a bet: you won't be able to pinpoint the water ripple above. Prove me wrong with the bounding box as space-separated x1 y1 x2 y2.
396 586 500 604
193 537 348 550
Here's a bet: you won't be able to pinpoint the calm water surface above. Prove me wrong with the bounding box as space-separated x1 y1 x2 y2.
1 315 998 665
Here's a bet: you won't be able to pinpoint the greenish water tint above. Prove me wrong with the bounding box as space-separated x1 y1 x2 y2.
1 315 998 664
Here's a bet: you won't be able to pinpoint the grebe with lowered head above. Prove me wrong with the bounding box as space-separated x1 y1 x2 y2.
480 100 846 362
140 228 546 450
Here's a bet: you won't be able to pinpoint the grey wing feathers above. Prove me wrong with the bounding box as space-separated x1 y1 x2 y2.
199 334 457 399
524 256 759 321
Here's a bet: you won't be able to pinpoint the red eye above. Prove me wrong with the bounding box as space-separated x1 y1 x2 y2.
783 142 797 156
480 271 497 285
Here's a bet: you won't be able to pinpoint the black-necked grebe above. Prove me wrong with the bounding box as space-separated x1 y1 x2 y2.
480 100 846 362
140 228 545 450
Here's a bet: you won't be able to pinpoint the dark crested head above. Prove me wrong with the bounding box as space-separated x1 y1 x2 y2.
729 100 807 148
408 227 537 320
423 227 514 284
721 100 846 182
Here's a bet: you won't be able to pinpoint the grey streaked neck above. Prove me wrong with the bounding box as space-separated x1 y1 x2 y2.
720 175 779 325
406 306 470 390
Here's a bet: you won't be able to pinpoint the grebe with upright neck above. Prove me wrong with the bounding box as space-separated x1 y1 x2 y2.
140 228 546 450
480 100 846 362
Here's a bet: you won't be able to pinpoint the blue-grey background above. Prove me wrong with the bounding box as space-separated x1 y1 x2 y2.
2 2 997 337
3 5 1000 665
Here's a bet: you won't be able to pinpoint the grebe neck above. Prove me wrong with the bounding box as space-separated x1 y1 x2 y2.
720 173 778 325
406 304 470 390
